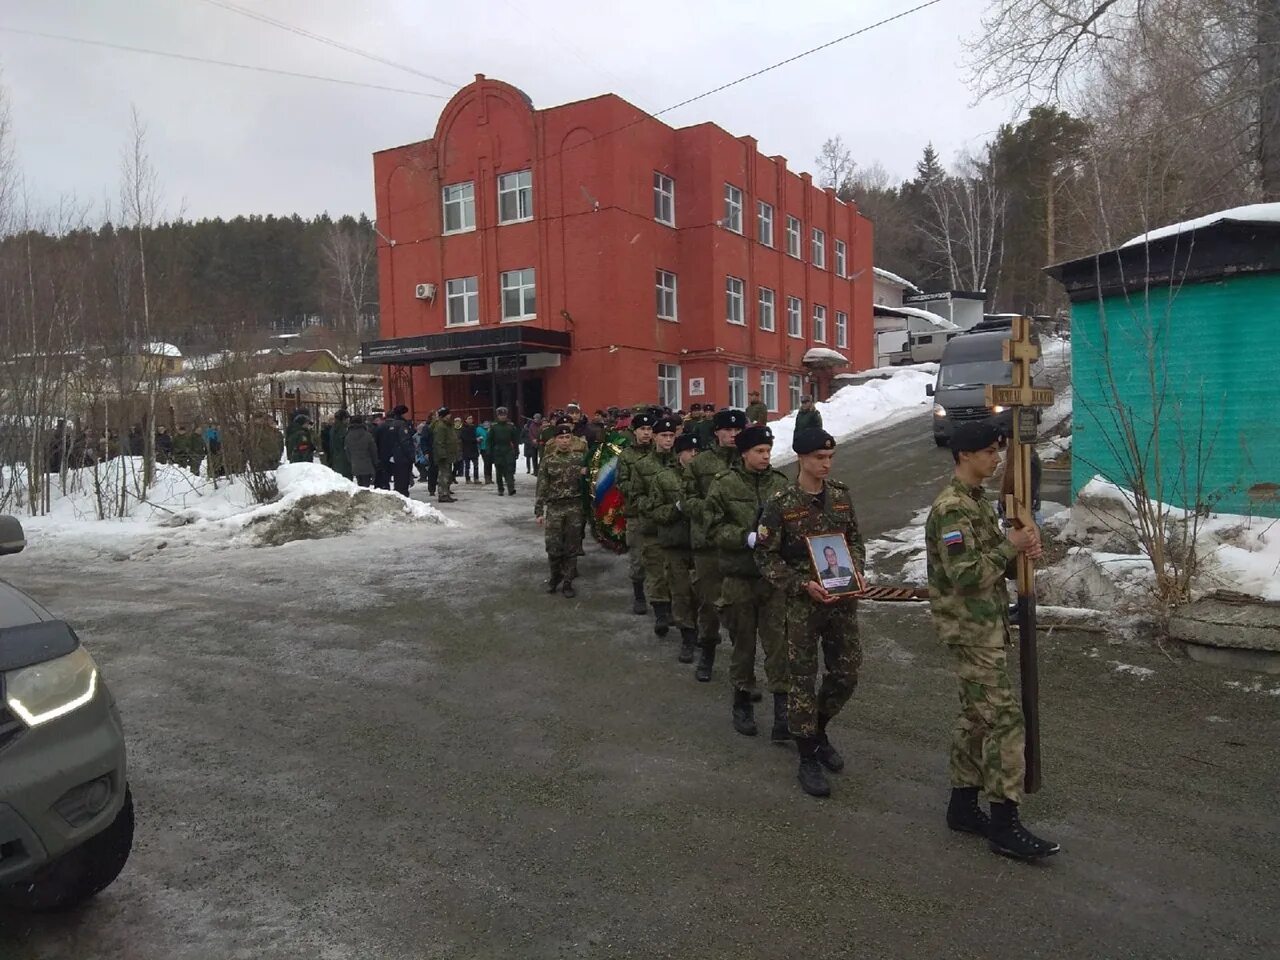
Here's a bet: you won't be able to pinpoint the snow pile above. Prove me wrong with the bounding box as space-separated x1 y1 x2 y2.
1120 202 1280 248
873 266 922 293
770 365 936 465
4 460 453 550
865 507 931 584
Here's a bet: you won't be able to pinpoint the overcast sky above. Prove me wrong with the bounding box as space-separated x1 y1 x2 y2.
0 0 1017 223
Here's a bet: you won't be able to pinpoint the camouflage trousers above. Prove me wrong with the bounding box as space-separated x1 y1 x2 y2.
949 643 1026 804
719 575 787 694
661 546 696 629
692 550 722 642
544 501 585 583
640 530 671 603
785 597 862 739
625 524 646 584
436 464 454 500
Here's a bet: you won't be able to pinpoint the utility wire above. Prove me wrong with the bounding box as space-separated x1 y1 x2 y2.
194 0 458 91
0 26 449 99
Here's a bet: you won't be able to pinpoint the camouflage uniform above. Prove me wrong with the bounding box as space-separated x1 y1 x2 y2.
630 448 673 604
486 418 521 494
925 476 1024 803
704 463 791 693
686 443 739 643
535 447 586 586
431 417 460 501
745 401 769 425
616 440 654 586
756 480 865 738
635 452 697 630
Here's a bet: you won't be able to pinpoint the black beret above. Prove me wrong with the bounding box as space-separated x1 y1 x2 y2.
437 406 449 416
793 428 835 455
712 409 748 430
735 425 774 452
950 419 1005 454
555 416 572 426
653 416 678 434
391 404 409 417
675 434 701 453
689 403 703 412
632 413 656 429
554 423 573 436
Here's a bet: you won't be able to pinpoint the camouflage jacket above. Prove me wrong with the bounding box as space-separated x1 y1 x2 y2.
615 441 653 519
431 419 460 462
535 448 586 518
704 463 791 578
756 480 866 598
795 408 823 432
686 444 739 550
925 476 1018 648
634 453 696 549
745 402 769 425
629 447 673 533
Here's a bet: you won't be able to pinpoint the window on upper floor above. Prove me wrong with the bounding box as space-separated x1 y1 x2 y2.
726 276 746 325
500 268 536 321
812 228 826 269
445 276 479 326
836 310 848 348
497 170 533 224
653 172 675 226
656 270 678 321
442 182 476 234
835 239 848 277
757 201 774 246
786 216 801 258
813 304 827 343
723 183 744 234
787 296 803 338
758 287 776 332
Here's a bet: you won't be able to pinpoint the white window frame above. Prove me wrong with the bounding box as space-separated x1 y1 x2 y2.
836 310 848 348
500 268 536 322
760 371 778 412
787 296 803 338
445 276 479 327
757 287 776 332
653 171 676 226
497 170 533 224
811 227 826 269
658 363 682 410
813 304 827 343
788 374 803 411
725 276 746 325
656 269 678 321
442 181 476 234
728 365 747 410
835 239 848 277
723 183 744 234
757 200 774 246
786 215 801 258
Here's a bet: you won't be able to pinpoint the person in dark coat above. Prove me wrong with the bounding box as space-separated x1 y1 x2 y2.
154 424 174 465
328 409 352 479
286 414 316 463
382 404 416 497
373 414 393 490
459 415 480 484
344 415 379 487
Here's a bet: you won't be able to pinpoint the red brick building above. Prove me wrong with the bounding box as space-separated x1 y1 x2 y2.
366 75 874 422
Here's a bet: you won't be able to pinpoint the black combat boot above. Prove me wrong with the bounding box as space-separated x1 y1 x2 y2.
814 713 845 772
795 737 831 797
946 786 990 837
731 690 757 737
631 580 647 615
677 627 697 664
771 692 792 743
546 567 562 594
694 642 716 682
651 602 672 638
561 580 576 599
987 801 1060 861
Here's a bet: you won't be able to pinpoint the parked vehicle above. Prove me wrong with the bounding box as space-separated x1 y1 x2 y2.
926 330 1041 446
0 515 133 911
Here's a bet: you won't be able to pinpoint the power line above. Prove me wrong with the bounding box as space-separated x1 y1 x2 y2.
194 0 458 91
0 26 450 99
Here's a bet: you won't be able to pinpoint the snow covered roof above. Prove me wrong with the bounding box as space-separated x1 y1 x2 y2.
874 305 958 330
143 341 182 358
1121 203 1280 248
873 267 922 293
802 347 850 366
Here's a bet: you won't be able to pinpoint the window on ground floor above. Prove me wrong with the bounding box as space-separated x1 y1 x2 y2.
760 370 778 412
728 365 747 410
789 374 803 411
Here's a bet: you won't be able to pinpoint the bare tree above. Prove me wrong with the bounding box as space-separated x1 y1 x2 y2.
919 150 1007 294
816 136 857 198
322 219 376 351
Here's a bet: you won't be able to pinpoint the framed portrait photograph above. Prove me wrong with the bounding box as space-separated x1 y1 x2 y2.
805 532 866 596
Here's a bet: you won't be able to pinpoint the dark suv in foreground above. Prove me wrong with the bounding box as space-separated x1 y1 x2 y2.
0 515 133 911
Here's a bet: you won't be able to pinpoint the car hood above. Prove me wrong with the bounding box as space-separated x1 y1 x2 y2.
0 578 55 629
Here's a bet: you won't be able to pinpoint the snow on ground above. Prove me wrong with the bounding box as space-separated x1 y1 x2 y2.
770 365 936 465
1109 661 1156 679
2 459 453 550
865 507 931 584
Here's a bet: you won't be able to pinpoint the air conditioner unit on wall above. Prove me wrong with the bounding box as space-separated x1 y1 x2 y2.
414 282 436 301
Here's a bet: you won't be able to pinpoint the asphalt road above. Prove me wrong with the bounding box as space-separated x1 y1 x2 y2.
2 413 1277 959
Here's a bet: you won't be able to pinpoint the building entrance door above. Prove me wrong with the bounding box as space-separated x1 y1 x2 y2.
495 376 543 425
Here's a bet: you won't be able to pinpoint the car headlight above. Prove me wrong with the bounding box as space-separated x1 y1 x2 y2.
5 646 98 728
933 404 947 418
990 404 1006 414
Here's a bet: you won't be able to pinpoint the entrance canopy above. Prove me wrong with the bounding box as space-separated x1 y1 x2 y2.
361 326 571 365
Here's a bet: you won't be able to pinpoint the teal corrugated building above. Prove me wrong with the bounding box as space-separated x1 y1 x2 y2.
1046 205 1280 517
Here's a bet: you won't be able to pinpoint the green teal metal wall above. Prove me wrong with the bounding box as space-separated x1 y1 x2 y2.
1071 273 1280 517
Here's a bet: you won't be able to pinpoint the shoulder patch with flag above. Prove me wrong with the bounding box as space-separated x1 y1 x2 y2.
942 528 965 555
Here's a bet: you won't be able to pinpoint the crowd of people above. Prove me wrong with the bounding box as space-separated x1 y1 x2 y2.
530 399 1058 864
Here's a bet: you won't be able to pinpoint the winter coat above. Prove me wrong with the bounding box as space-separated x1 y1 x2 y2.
628 447 672 534
795 408 824 432
685 443 739 550
615 441 654 519
745 401 769 425
704 462 791 578
285 418 316 463
634 454 697 549
344 422 379 477
476 424 489 454
460 423 479 457
380 417 415 464
486 420 521 464
431 418 460 463
155 430 174 463
329 421 352 478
